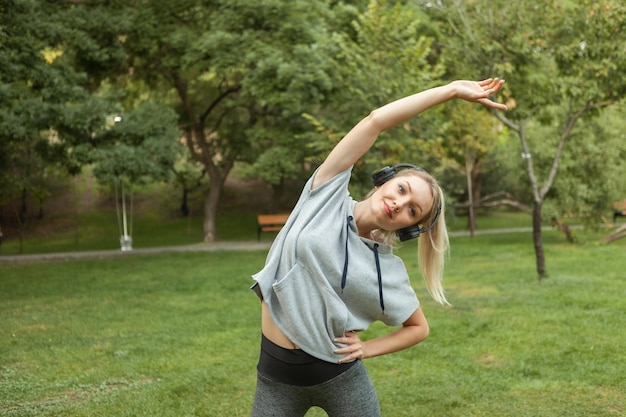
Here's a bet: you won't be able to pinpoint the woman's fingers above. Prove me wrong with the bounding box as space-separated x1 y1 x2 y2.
481 78 504 93
334 332 364 362
480 97 508 110
478 78 507 110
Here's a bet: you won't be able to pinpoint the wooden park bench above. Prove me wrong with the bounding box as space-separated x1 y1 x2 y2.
614 200 626 223
257 214 290 240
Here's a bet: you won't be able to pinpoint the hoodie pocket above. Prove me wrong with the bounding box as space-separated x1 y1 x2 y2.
272 263 349 351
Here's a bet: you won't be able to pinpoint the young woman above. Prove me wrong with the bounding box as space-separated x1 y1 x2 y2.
250 78 507 417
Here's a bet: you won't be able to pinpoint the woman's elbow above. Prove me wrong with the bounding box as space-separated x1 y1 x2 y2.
406 322 429 346
366 109 386 131
419 322 430 342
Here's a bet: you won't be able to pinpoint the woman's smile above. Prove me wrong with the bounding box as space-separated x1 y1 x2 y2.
383 201 392 218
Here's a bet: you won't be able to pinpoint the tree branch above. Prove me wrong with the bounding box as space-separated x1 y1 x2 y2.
601 224 626 244
491 110 520 132
199 82 241 123
539 99 595 200
451 191 531 212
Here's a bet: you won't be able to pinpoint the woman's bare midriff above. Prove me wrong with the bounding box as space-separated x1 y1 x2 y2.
261 300 300 349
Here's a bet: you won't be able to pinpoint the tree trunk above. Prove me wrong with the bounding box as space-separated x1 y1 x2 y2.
465 156 475 237
10 203 24 254
532 201 548 279
180 187 189 217
471 161 482 214
38 197 44 219
20 187 27 222
203 179 222 242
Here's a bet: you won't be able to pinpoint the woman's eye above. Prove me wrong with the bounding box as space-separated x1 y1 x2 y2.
409 207 417 217
399 185 405 193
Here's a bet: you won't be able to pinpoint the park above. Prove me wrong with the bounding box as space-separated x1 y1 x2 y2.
1 178 624 416
1 1 626 416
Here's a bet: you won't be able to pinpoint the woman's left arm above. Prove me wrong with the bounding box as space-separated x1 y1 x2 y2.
313 78 506 189
334 307 429 363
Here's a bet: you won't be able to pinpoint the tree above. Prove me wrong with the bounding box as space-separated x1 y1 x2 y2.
424 0 626 278
86 103 182 186
443 101 505 234
0 0 118 248
548 102 626 225
111 0 339 242
84 102 182 249
303 0 444 196
1 0 187 250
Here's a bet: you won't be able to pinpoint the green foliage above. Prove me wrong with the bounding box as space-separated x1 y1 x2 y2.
428 0 626 128
106 0 349 239
548 102 626 221
552 0 626 102
0 0 116 218
305 0 445 194
3 0 625 248
241 146 302 186
89 103 183 185
50 1 129 91
440 101 508 187
424 0 626 275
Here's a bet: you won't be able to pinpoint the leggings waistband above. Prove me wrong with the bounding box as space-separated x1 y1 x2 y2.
257 334 357 387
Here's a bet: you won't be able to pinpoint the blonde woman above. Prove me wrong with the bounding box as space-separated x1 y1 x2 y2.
250 78 507 417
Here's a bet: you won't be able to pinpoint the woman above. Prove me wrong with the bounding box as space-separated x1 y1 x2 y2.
250 78 507 416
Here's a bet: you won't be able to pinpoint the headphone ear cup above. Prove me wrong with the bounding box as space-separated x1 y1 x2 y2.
372 166 396 186
396 225 422 242
397 203 442 241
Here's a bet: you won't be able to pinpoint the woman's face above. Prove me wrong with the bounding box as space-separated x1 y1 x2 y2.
373 174 434 232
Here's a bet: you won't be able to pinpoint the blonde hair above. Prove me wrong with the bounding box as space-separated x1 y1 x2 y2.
366 169 450 305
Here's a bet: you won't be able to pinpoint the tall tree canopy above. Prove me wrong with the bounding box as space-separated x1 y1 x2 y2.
0 0 115 225
109 0 346 241
303 0 444 197
4 0 626 260
424 0 626 277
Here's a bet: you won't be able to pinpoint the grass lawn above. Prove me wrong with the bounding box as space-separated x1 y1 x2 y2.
0 210 256 256
1 229 625 416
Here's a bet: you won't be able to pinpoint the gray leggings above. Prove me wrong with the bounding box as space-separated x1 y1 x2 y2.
251 360 381 417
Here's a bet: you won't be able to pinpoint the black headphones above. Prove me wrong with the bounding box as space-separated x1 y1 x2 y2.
372 164 442 241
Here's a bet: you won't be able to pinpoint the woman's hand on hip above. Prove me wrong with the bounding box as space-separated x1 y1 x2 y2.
334 331 367 363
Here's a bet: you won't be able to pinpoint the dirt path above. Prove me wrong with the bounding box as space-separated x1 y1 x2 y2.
0 241 273 263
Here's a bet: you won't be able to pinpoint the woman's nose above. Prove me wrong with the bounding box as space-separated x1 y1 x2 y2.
394 197 407 211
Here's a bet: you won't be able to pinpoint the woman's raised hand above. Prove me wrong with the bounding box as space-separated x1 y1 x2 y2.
451 78 508 110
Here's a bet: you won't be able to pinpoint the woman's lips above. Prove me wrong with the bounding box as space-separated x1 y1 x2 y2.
384 202 392 218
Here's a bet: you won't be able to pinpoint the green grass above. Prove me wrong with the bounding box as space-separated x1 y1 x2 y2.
1 229 624 416
445 208 533 231
0 210 265 255
0 251 265 416
0 175 270 255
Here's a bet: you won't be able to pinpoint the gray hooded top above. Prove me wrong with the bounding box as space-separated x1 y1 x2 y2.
251 166 419 363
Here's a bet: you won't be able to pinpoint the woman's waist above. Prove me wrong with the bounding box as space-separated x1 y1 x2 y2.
262 300 300 349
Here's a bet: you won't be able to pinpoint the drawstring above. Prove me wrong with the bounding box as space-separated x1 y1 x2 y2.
341 215 385 315
341 216 352 294
373 243 385 314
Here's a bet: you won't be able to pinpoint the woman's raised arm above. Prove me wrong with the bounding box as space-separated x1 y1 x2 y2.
312 78 506 189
